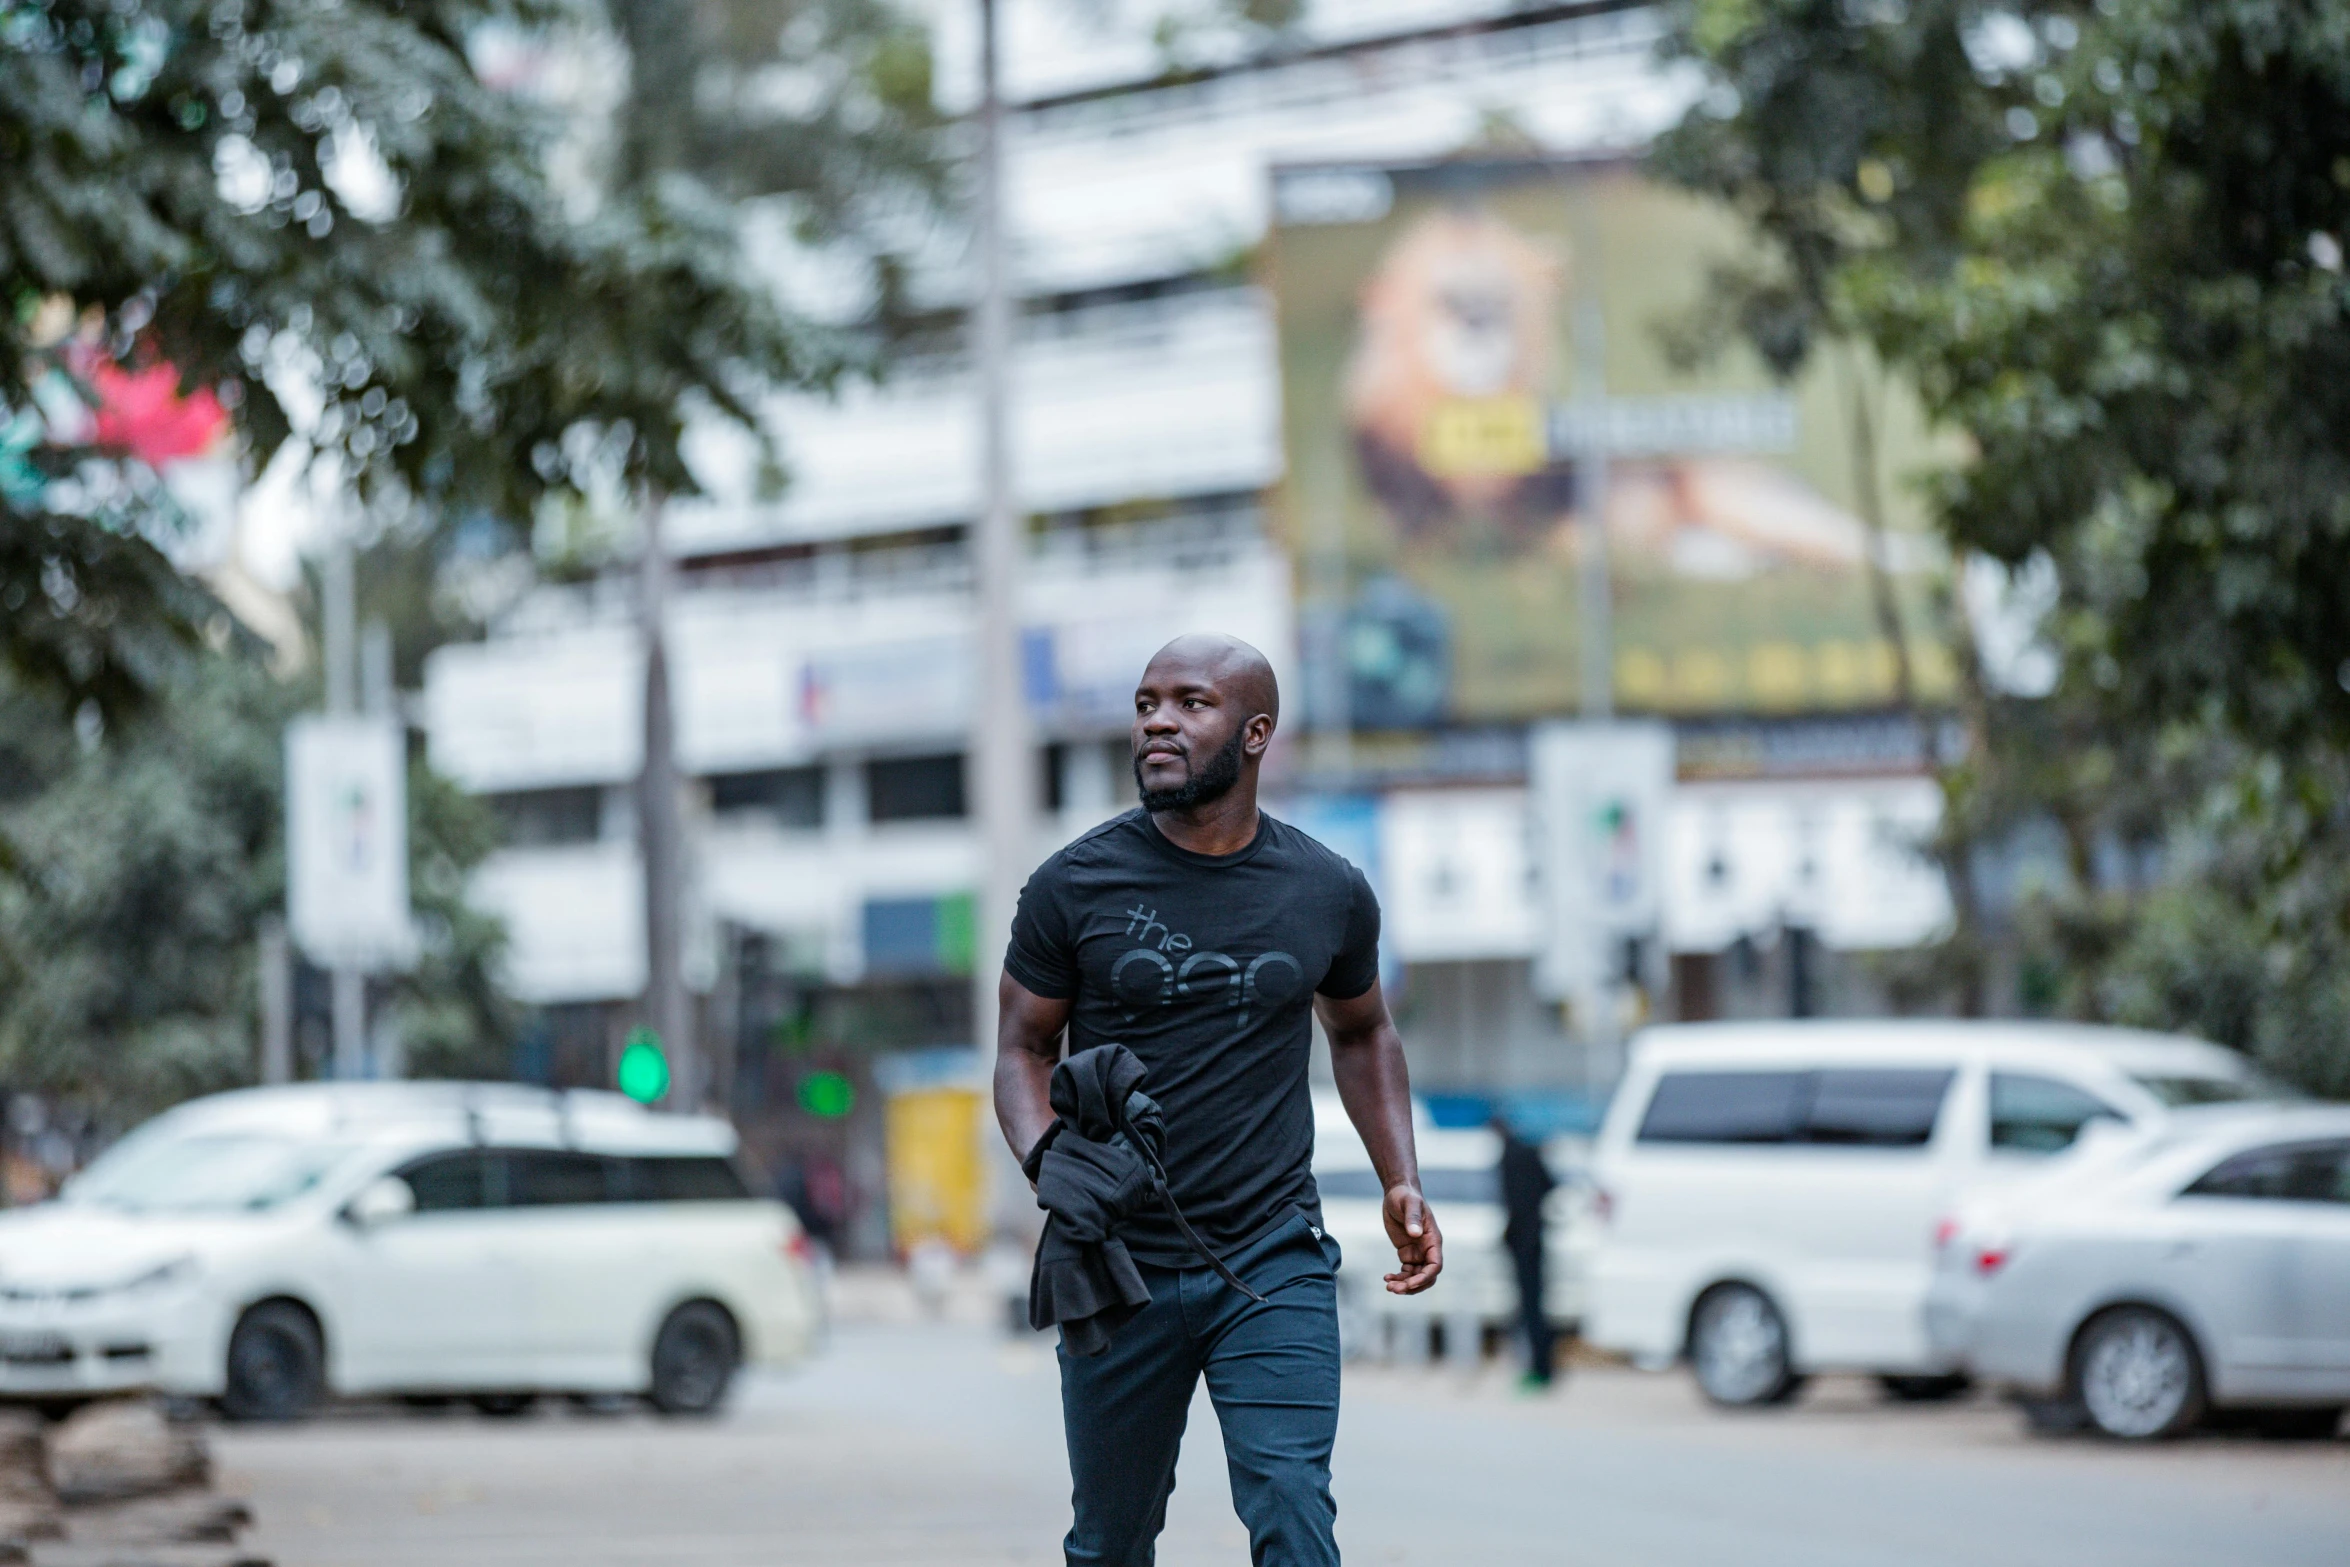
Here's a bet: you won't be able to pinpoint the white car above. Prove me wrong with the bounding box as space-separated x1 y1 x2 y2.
0 1083 821 1420
1926 1105 2350 1441
1583 1021 2276 1406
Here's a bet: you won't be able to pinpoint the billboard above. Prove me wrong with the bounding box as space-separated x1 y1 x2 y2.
1268 158 1953 726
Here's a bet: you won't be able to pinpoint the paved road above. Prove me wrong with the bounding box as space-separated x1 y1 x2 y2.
215 1316 2350 1567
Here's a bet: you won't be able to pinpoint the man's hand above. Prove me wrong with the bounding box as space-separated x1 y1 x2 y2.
1380 1182 1443 1294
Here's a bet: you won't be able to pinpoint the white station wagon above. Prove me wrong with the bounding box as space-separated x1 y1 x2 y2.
0 1083 820 1420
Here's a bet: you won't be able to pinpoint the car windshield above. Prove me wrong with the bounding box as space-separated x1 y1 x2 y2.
67 1133 358 1214
2130 1073 2298 1107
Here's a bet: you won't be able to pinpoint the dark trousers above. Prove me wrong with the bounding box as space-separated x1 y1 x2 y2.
1510 1240 1555 1382
1058 1211 1342 1567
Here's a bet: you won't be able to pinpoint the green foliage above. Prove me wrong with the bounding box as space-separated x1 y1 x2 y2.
0 647 516 1118
1660 0 2350 1091
3 0 939 719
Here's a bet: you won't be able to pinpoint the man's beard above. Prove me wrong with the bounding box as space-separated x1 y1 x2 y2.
1135 725 1248 812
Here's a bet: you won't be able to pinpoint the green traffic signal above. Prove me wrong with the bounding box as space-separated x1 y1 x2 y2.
797 1069 854 1119
617 1027 671 1104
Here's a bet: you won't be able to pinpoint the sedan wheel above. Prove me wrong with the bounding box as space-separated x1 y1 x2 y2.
2076 1307 2205 1440
1690 1285 1799 1408
648 1302 740 1417
221 1302 325 1423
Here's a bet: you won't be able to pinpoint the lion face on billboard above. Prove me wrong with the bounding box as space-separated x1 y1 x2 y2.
1342 207 1576 545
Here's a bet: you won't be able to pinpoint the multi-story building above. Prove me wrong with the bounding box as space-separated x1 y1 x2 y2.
421 1 1952 1245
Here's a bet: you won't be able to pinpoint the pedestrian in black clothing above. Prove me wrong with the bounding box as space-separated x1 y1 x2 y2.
994 633 1443 1567
1492 1113 1557 1387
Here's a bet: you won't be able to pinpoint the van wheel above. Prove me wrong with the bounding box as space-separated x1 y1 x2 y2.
1689 1284 1800 1408
2074 1306 2206 1440
648 1302 739 1416
221 1301 325 1423
468 1393 538 1418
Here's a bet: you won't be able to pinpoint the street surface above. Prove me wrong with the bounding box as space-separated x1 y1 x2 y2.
213 1280 2350 1567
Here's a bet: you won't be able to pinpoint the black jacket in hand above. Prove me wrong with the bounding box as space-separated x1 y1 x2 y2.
1022 1044 1163 1356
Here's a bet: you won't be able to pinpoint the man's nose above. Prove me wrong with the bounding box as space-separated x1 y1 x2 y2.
1139 705 1179 734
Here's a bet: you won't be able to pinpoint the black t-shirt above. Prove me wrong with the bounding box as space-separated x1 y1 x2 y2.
1005 807 1381 1264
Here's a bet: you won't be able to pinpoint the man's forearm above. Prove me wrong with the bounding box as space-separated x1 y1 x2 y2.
994 1046 1058 1165
1330 1021 1419 1193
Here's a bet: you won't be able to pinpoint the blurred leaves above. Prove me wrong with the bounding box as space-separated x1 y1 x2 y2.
0 645 516 1120
3 0 944 720
1661 0 2350 1091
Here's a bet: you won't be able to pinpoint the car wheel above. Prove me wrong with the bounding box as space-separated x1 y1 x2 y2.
648 1301 739 1416
221 1301 325 1423
2074 1306 2206 1441
468 1393 538 1418
1879 1373 1973 1403
1689 1284 1800 1408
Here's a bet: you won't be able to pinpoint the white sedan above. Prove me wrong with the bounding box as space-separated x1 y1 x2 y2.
1927 1105 2350 1440
0 1083 821 1420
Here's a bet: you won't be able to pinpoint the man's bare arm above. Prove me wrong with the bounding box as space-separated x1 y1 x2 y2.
994 972 1073 1165
1317 980 1442 1295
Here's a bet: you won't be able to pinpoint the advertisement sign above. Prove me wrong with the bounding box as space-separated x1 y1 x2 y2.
1529 721 1674 1000
287 716 412 968
1269 158 1952 725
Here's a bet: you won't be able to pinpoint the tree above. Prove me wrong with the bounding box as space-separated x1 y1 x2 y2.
0 649 515 1122
1655 0 2350 1092
3 0 939 721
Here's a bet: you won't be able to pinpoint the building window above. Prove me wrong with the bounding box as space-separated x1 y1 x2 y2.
868 753 966 822
708 766 824 828
490 786 603 848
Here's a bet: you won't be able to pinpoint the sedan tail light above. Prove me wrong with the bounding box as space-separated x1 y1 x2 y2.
1973 1245 2012 1277
1932 1216 1960 1250
1592 1186 1615 1226
781 1229 815 1265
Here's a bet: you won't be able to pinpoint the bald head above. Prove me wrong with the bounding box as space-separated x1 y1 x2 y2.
1143 633 1280 727
1131 634 1280 818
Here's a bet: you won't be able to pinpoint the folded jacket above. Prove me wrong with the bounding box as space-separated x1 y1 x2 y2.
1024 1043 1260 1357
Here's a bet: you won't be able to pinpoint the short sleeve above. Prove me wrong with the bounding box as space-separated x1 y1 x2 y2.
1002 857 1079 999
1317 864 1382 1000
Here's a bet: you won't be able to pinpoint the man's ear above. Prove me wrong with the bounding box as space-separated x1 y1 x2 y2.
1244 712 1276 755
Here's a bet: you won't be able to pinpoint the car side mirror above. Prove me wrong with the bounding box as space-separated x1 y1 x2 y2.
345 1175 417 1228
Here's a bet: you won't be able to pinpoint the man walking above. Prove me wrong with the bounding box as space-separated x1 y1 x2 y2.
994 633 1441 1567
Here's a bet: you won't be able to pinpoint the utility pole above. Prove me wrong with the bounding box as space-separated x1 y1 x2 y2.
322 529 365 1081
639 489 697 1108
969 0 1031 1061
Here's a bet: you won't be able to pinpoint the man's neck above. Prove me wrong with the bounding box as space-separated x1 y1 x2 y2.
1149 784 1260 857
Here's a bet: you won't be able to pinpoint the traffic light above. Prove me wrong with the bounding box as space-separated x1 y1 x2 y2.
797 1069 854 1119
617 1026 671 1105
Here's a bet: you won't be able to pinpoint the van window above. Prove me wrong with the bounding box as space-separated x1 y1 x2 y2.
1637 1072 1808 1144
1990 1073 2126 1153
620 1156 753 1202
1802 1069 1953 1147
398 1150 494 1212
503 1149 617 1206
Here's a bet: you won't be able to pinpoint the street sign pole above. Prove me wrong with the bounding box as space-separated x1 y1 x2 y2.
322 525 365 1081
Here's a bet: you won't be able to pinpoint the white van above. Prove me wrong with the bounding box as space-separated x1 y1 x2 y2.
1582 1021 2273 1406
0 1083 820 1420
